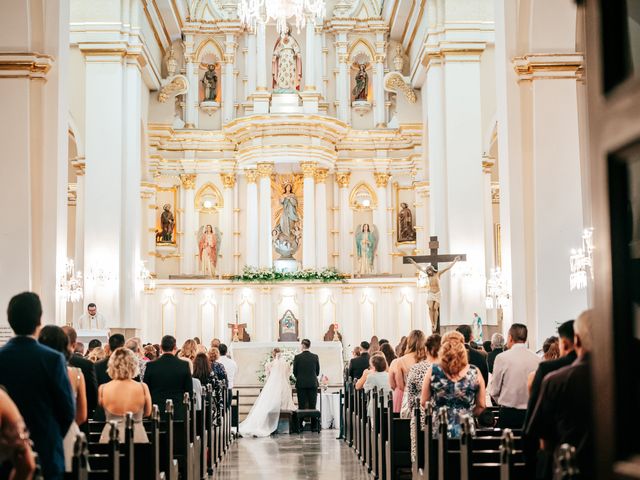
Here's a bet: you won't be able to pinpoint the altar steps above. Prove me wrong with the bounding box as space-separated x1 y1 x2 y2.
235 386 342 421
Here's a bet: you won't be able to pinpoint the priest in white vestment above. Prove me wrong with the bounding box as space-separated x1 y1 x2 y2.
76 303 107 330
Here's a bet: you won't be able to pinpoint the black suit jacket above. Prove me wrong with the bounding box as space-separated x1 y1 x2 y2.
143 354 193 420
524 350 578 428
465 345 489 386
487 347 504 374
293 350 320 388
347 352 370 380
0 336 75 479
94 357 110 386
69 353 98 416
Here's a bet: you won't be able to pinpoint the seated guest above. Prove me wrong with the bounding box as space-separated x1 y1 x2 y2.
62 326 98 417
487 333 505 374
347 341 371 380
88 346 106 363
526 311 594 479
144 335 193 420
488 323 540 429
456 325 489 385
523 320 577 477
363 355 391 417
421 331 486 438
355 352 385 390
0 388 35 480
38 326 88 472
0 292 75 479
95 334 126 386
98 347 150 443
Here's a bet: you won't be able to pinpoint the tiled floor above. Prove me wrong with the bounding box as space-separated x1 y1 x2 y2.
214 430 370 479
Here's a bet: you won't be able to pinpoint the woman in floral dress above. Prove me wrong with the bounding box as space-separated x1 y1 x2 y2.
421 331 486 438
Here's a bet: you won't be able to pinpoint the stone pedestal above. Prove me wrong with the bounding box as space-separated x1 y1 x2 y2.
270 93 303 113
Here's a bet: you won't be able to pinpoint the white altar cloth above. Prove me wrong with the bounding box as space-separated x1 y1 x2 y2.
76 329 109 346
228 341 344 387
319 391 341 430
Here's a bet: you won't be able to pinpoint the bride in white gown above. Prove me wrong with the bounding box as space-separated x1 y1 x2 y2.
239 348 297 437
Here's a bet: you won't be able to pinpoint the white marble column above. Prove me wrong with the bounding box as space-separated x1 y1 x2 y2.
316 26 325 98
253 22 269 113
301 162 317 269
482 159 497 325
245 169 259 267
305 18 316 91
337 172 352 273
374 172 391 273
222 33 236 124
220 173 236 275
258 163 273 268
184 34 198 128
373 55 386 127
303 286 317 340
246 31 256 99
335 32 350 123
314 168 329 269
259 286 273 341
233 179 240 274
339 286 356 353
141 185 156 275
413 182 429 254
72 161 86 322
179 174 197 274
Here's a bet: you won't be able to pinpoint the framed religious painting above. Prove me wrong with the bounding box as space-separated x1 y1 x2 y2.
155 186 178 246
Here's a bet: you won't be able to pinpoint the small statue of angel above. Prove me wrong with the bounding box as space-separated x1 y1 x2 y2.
198 225 222 277
355 223 379 274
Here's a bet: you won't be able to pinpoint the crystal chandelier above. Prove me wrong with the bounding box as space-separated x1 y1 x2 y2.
238 0 326 37
485 267 510 309
85 264 115 284
569 228 594 291
59 259 83 303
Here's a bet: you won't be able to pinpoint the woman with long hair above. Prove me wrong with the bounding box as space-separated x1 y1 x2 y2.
389 330 427 413
379 343 396 367
369 335 380 354
178 339 198 372
420 331 486 438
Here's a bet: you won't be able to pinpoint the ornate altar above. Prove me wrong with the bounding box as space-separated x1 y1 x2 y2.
277 309 299 342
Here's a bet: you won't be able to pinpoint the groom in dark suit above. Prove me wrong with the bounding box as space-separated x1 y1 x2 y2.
293 338 320 410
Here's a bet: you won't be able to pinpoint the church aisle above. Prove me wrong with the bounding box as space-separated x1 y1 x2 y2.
214 430 370 479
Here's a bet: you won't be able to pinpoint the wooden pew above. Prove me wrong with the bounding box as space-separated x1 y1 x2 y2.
412 403 434 480
137 405 164 480
70 433 89 480
384 393 411 480
436 407 461 480
189 390 202 480
368 387 379 478
498 429 527 480
376 391 389 480
173 393 195 480
195 386 208 480
159 400 179 480
344 380 353 447
87 421 120 480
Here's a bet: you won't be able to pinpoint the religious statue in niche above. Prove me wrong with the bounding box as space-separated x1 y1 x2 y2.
355 224 379 274
272 28 302 93
198 225 222 277
398 202 416 243
352 64 369 102
272 183 302 259
159 204 175 243
201 64 218 102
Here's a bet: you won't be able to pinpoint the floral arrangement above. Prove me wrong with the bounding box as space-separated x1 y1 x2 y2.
257 348 298 385
235 266 344 283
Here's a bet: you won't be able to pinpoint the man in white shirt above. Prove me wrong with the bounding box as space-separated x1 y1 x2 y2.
76 303 107 330
488 323 540 429
217 342 237 392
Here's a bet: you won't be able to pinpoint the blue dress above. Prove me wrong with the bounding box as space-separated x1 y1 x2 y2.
430 364 480 438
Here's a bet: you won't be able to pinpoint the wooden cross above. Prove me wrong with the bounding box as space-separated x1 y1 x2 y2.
403 236 467 270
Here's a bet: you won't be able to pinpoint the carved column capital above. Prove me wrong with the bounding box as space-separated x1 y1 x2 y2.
314 168 329 184
300 162 317 178
220 173 236 188
336 171 351 188
257 162 273 178
374 172 391 188
179 173 197 189
245 169 259 183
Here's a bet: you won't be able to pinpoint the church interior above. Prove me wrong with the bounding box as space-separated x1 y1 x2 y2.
1 0 639 478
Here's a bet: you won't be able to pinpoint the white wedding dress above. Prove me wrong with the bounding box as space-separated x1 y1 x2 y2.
239 355 297 437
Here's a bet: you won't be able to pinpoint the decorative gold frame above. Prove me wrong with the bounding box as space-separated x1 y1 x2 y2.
194 182 224 212
156 185 178 246
393 181 417 246
349 182 378 211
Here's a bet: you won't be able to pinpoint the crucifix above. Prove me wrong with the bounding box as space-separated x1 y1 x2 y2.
228 311 250 342
403 236 467 333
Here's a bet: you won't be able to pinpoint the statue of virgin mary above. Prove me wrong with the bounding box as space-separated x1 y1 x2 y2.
272 28 302 93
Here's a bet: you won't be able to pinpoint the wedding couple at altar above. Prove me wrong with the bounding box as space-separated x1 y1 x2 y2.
239 339 320 437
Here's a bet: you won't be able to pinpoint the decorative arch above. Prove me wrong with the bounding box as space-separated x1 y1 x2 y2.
194 38 224 65
190 0 226 21
346 0 382 19
194 182 224 212
349 182 378 210
348 38 376 65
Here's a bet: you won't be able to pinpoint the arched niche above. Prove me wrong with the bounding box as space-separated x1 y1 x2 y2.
348 39 375 65
194 182 223 233
349 182 378 211
195 39 223 104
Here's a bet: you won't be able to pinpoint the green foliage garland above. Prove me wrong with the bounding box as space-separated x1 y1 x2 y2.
234 266 344 283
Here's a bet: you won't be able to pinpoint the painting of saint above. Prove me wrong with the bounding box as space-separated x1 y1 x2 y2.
398 202 416 242
355 224 379 274
198 225 221 277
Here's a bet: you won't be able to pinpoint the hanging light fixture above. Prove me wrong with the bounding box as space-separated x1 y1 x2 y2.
485 267 510 309
238 0 325 38
569 228 594 291
59 259 83 303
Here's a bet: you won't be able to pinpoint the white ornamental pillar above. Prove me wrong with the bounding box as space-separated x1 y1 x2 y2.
246 30 256 98
184 35 198 128
305 18 316 91
245 169 259 267
314 168 329 269
373 54 386 127
223 34 236 124
337 172 352 273
220 173 236 275
413 182 429 254
253 22 270 113
258 163 273 268
180 174 197 274
303 286 316 339
233 179 240 274
259 286 273 341
374 172 391 273
482 159 497 325
336 32 350 123
72 161 86 322
316 26 325 98
301 162 317 269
